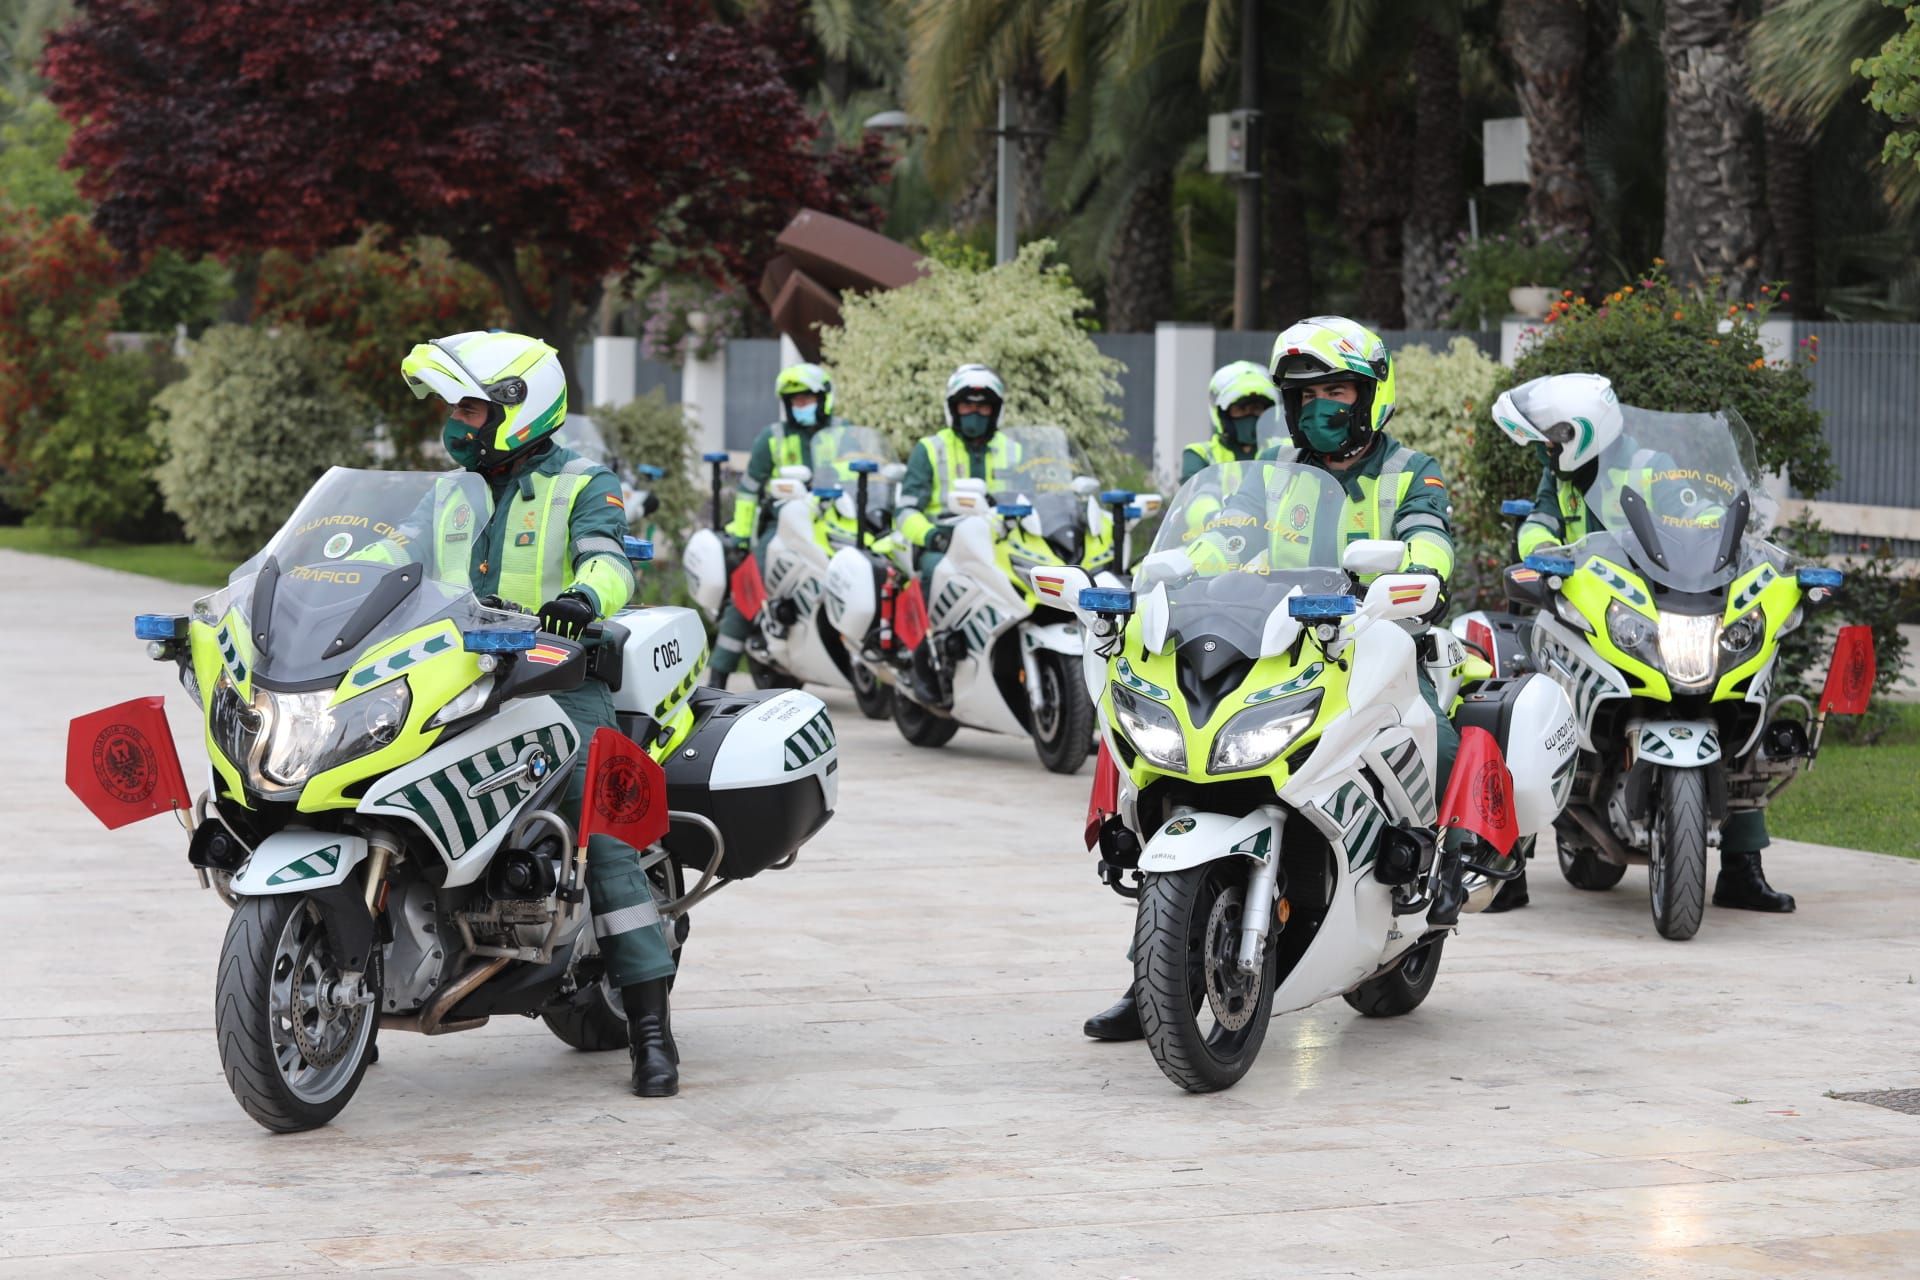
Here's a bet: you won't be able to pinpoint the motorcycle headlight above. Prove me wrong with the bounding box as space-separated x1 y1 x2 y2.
1210 689 1322 775
210 669 261 770
427 675 494 729
1718 607 1765 667
1552 593 1594 634
1606 599 1661 669
1112 684 1186 772
179 662 203 710
257 681 412 789
1656 611 1720 689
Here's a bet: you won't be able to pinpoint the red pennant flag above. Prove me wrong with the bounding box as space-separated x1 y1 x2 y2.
893 578 929 651
729 552 767 620
578 728 669 852
1437 726 1518 856
1819 625 1876 716
1085 741 1120 849
67 696 191 830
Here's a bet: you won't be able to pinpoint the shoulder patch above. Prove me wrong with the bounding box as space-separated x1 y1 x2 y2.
604 494 625 508
1423 476 1446 488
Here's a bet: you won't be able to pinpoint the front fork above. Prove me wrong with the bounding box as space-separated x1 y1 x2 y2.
1238 853 1284 974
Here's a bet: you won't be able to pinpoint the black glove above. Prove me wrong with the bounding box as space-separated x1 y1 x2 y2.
925 527 952 553
537 590 597 640
1405 565 1448 623
724 534 750 571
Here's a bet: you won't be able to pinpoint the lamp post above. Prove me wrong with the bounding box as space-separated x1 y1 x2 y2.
868 100 1041 268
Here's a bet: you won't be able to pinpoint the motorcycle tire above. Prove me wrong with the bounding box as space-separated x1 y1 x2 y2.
893 693 959 748
1134 862 1279 1093
1342 934 1446 1017
215 893 377 1133
1031 650 1093 776
850 661 893 720
749 659 803 691
542 979 630 1051
1558 845 1627 891
1649 767 1709 941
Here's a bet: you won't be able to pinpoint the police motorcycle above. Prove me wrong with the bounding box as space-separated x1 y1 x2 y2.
1450 406 1847 941
84 468 838 1131
1039 460 1576 1092
827 424 1156 775
682 427 900 718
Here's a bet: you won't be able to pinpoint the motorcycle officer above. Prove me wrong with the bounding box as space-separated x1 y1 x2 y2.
705 362 840 687
1181 361 1279 481
1084 316 1468 1041
401 331 682 1096
1495 372 1794 913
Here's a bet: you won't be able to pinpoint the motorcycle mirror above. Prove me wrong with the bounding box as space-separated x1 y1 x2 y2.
1341 539 1406 576
1072 475 1102 496
778 464 813 484
881 462 908 482
1359 574 1436 622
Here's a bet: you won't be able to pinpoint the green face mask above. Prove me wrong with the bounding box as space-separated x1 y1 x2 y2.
1297 398 1355 454
1226 412 1262 449
443 418 484 469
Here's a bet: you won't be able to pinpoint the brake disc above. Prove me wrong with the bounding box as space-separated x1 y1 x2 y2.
287 933 359 1069
1203 885 1259 1032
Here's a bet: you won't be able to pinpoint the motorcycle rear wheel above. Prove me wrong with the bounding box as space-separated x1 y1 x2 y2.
850 661 893 720
216 894 377 1133
1031 651 1093 775
1558 844 1627 891
1649 767 1708 941
749 659 803 690
1134 863 1279 1093
1342 934 1446 1017
893 692 959 747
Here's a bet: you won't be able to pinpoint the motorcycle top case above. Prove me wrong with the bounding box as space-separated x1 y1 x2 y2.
663 685 838 880
606 606 707 727
1452 672 1578 837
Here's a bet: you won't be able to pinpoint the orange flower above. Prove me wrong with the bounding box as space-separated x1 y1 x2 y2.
1653 257 1666 266
1561 289 1574 299
1745 302 1756 311
1673 310 1685 320
1726 304 1739 316
1622 285 1634 295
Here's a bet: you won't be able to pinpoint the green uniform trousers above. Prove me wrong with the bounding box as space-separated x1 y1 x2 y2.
553 680 676 986
708 529 777 677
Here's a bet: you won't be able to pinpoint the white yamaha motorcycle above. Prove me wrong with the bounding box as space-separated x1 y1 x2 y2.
1041 461 1576 1091
683 427 898 717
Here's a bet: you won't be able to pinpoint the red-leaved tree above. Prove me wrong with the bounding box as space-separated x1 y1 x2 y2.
0 208 121 465
44 0 887 383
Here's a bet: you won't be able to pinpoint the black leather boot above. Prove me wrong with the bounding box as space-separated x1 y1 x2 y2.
623 979 679 1096
1427 846 1469 928
1083 991 1143 1041
1484 867 1530 913
1713 852 1796 912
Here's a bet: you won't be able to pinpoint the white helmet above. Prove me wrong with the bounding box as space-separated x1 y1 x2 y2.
403 331 568 467
1491 372 1622 473
944 363 1006 437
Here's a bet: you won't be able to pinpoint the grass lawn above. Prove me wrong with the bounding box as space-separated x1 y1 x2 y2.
0 526 234 588
1769 702 1920 858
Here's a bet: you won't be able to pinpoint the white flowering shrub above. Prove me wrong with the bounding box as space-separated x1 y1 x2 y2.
152 325 370 556
820 240 1125 467
1391 336 1507 606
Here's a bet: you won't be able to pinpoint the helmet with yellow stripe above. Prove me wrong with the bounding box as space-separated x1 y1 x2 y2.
1269 316 1396 455
1208 360 1278 449
403 331 568 468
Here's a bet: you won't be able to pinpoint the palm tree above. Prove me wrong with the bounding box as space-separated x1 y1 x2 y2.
1403 10 1467 326
1501 0 1596 246
1660 0 1762 292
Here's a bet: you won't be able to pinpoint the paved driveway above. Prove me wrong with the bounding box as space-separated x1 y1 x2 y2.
4 547 1920 1278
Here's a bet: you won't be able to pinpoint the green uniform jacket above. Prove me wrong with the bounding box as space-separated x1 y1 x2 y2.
468 442 636 618
895 427 1012 547
1258 431 1456 579
1180 435 1259 481
727 420 835 540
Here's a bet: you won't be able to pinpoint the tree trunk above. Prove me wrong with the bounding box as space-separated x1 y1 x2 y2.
220 251 261 325
1762 117 1817 314
1339 86 1410 329
1502 0 1594 245
1661 0 1762 294
1402 16 1464 328
470 249 592 397
1264 43 1312 323
1106 169 1175 332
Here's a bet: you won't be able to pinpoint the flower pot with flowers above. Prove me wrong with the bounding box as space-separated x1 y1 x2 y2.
1441 223 1583 326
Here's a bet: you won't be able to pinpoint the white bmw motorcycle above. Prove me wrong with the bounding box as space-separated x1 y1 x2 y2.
684 427 898 717
1041 461 1577 1091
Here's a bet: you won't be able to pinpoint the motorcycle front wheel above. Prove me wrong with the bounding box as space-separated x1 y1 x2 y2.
215 894 377 1132
1648 767 1709 941
1134 862 1279 1093
892 691 959 747
850 661 893 720
1030 650 1093 775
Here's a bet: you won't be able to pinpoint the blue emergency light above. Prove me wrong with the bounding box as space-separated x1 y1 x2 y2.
1501 499 1536 517
1523 553 1576 577
462 629 539 653
134 614 187 641
1079 587 1135 615
623 537 654 562
1797 567 1843 589
849 460 880 474
1288 594 1358 620
1099 489 1137 505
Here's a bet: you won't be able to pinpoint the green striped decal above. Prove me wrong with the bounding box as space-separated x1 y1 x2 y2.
784 709 835 771
1731 565 1776 613
1322 779 1389 871
216 622 248 683
1587 559 1650 608
1382 739 1432 817
266 843 341 886
373 723 577 860
1248 663 1323 704
350 632 456 689
1117 658 1170 701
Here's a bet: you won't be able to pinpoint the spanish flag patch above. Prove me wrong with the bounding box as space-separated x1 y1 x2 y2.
1423 476 1446 488
526 643 570 667
1389 584 1427 605
605 494 625 508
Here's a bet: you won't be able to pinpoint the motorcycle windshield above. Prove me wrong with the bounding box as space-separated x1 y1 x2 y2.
811 424 898 505
1579 406 1765 594
994 425 1078 502
1148 461 1353 655
204 468 528 686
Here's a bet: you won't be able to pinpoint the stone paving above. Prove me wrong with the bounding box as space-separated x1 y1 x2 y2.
5 547 1920 1278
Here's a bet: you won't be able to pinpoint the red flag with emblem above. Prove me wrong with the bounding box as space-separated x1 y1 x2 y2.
1085 741 1120 849
729 552 767 619
1819 625 1876 715
1436 726 1518 856
67 696 191 830
578 728 670 851
893 578 929 651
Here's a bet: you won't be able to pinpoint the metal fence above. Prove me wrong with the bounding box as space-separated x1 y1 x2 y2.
1793 322 1919 508
724 338 784 450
